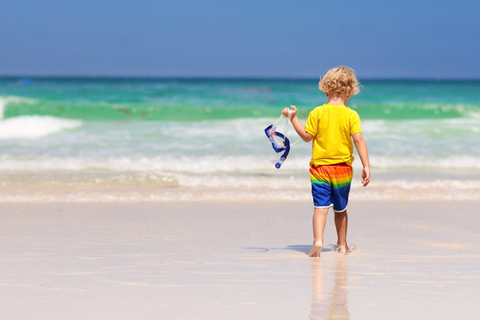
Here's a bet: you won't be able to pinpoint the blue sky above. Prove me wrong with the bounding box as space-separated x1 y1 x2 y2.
1 0 479 78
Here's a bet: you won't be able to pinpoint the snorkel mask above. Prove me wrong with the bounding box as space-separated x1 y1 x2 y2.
264 112 297 169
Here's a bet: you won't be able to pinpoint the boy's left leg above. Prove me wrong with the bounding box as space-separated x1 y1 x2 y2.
334 209 350 253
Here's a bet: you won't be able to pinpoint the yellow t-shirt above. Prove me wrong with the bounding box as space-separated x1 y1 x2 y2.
305 104 362 166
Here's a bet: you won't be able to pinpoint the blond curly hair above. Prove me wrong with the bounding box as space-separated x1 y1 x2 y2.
318 66 360 96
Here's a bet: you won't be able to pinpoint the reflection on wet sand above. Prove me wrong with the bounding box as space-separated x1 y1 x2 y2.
310 256 350 320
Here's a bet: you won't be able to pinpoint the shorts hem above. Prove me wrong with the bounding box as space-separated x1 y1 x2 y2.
314 204 333 209
333 206 347 213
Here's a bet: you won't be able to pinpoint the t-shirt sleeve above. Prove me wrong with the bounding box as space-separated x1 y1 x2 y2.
305 109 318 136
350 110 362 135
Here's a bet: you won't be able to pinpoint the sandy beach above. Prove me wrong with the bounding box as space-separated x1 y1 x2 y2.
1 200 479 319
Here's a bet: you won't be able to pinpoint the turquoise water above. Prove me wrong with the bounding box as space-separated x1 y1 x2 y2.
2 78 480 121
1 77 479 202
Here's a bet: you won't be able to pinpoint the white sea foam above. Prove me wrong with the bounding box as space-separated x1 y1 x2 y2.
369 155 480 170
0 155 309 173
1 153 480 173
0 116 82 139
468 110 480 119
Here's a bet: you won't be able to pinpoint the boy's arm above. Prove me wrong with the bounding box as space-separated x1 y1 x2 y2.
282 105 313 142
352 132 370 187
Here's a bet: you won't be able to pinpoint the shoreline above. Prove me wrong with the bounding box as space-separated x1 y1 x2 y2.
1 187 479 202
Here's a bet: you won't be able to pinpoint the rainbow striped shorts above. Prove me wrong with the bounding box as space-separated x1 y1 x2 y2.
310 163 353 212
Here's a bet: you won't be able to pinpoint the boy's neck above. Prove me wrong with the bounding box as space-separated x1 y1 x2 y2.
325 92 350 105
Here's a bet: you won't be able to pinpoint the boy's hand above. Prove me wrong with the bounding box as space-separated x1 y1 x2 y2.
361 167 370 187
282 105 297 119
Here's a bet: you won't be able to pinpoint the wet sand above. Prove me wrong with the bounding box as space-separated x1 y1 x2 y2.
1 201 479 319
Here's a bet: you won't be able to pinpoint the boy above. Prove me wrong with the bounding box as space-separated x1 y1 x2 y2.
282 66 370 257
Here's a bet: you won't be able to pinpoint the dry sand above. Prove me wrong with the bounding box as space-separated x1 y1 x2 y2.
1 201 479 319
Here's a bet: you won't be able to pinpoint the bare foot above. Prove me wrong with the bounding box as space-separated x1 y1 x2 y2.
308 242 323 257
336 245 351 254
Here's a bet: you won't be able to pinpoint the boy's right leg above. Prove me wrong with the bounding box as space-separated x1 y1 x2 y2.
331 164 353 254
308 207 329 257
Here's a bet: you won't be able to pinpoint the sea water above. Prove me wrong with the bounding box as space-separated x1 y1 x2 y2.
1 77 479 202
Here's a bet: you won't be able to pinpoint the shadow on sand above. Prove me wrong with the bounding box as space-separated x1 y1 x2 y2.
244 244 334 255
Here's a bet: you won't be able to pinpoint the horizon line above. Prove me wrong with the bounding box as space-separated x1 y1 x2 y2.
1 74 480 81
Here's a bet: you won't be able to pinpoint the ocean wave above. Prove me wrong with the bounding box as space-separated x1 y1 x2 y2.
1 153 480 173
0 95 38 120
0 115 82 139
2 93 480 122
1 95 281 121
350 102 480 120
